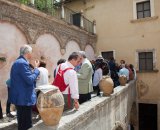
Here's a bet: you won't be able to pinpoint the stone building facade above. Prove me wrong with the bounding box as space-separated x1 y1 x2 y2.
65 0 160 129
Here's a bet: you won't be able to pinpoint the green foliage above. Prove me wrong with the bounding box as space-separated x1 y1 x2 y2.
19 0 29 4
19 0 56 15
35 0 55 15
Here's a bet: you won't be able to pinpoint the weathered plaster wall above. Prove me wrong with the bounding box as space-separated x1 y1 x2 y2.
0 0 97 112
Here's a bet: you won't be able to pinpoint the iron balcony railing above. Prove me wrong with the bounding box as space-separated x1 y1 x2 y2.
16 0 95 34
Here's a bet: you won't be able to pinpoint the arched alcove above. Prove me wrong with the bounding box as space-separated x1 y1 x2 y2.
85 44 95 61
35 33 62 81
0 21 27 111
64 40 81 59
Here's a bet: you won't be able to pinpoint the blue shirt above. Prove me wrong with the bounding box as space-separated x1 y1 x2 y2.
118 67 129 80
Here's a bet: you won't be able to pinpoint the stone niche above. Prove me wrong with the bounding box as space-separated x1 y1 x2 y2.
0 55 7 69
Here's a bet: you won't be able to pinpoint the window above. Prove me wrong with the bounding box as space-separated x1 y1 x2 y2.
101 51 115 61
136 1 151 19
133 0 155 20
136 49 157 72
138 52 153 71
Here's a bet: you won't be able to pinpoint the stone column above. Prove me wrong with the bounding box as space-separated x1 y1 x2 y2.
30 0 34 5
61 0 65 19
93 20 96 34
80 10 84 28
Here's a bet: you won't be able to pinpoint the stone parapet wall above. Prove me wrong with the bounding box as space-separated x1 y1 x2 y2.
30 80 136 130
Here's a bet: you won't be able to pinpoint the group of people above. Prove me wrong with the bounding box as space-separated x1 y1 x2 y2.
108 58 136 86
53 51 93 110
3 45 93 130
91 57 136 95
3 44 136 130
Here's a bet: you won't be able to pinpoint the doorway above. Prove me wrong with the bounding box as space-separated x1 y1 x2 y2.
72 13 81 27
101 51 114 61
139 103 157 130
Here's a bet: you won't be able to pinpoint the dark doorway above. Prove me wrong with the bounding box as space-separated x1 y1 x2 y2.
139 103 157 130
101 51 114 61
72 13 81 27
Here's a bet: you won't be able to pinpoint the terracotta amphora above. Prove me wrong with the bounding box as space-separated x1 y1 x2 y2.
99 76 114 96
119 75 127 86
36 85 64 126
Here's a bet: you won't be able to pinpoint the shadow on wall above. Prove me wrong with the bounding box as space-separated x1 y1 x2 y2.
136 80 149 98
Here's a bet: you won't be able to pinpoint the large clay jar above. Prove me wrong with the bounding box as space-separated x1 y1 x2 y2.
37 86 64 126
99 76 114 96
119 75 127 86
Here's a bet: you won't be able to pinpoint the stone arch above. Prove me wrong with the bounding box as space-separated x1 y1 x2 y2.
112 121 125 130
63 40 81 59
0 20 31 44
87 42 96 51
65 37 82 50
33 30 63 48
85 44 95 61
0 21 28 111
34 33 62 82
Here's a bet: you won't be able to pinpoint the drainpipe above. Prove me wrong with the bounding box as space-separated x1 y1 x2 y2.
93 20 96 34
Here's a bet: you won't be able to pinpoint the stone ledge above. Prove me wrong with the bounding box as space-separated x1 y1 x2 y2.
30 80 136 130
0 81 135 130
130 16 158 23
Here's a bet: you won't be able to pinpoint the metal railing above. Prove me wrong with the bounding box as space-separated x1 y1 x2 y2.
16 0 95 34
83 16 94 34
63 6 75 24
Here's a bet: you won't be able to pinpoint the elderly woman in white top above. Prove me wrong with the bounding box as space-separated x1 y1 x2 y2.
93 63 103 96
36 61 49 87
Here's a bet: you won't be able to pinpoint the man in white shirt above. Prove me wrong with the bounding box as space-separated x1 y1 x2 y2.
56 52 81 110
